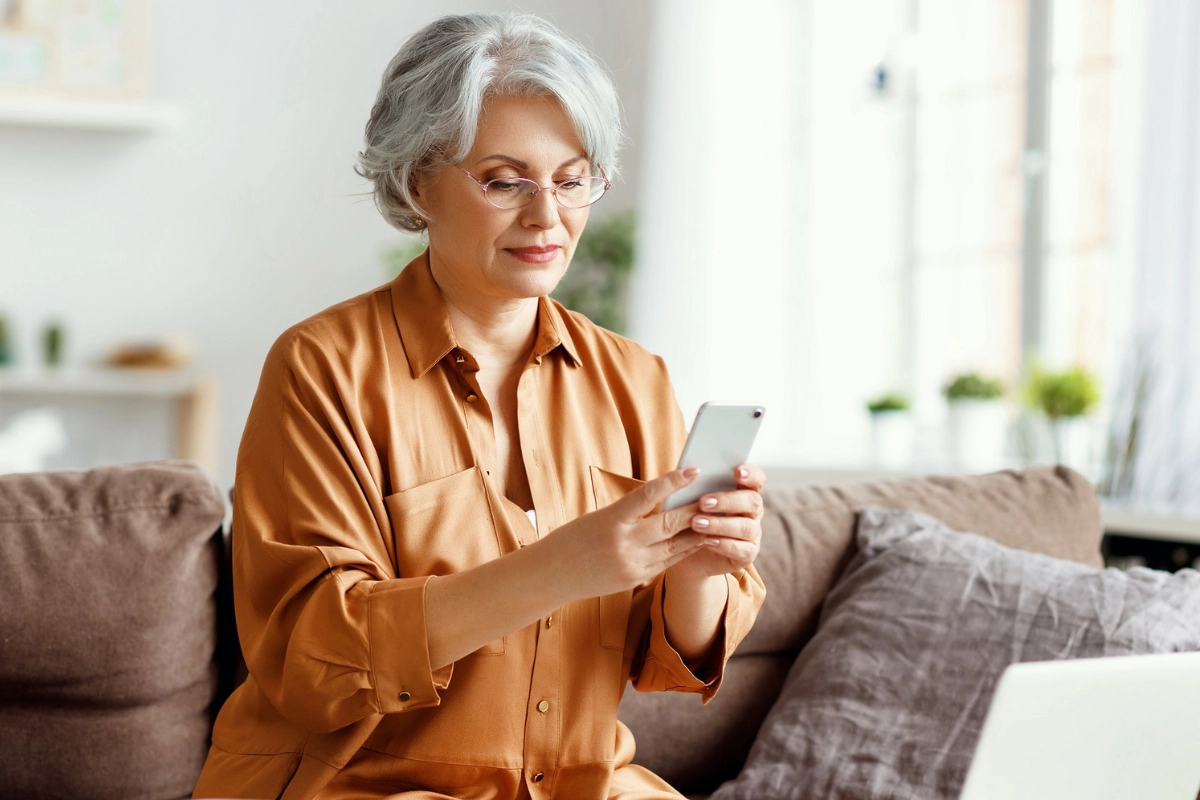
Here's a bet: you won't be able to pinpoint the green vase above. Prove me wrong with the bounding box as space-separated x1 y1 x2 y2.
43 323 63 367
0 316 11 366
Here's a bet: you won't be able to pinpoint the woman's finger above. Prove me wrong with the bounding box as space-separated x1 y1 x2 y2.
695 488 763 519
615 468 698 523
659 536 709 572
734 463 767 491
700 536 759 565
690 514 758 542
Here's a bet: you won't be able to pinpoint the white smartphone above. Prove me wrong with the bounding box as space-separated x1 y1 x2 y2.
663 402 765 511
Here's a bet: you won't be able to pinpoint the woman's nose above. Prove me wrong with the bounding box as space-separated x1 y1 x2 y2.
518 187 561 229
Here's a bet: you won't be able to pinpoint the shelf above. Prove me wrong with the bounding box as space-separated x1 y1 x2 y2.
0 94 182 132
0 366 207 398
1102 505 1200 545
0 366 219 478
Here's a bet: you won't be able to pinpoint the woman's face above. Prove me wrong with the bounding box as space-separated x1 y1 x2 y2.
416 94 592 306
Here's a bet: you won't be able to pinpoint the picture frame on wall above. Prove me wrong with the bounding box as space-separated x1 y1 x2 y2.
0 0 150 99
0 0 51 88
0 0 19 27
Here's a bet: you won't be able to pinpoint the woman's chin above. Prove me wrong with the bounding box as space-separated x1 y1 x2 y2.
501 262 567 298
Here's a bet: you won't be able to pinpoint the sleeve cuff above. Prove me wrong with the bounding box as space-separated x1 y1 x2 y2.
640 573 734 704
368 575 453 714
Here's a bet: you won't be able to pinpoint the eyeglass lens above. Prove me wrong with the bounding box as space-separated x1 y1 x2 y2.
485 177 607 209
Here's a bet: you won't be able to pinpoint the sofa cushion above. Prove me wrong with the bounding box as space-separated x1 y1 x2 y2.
711 507 1200 800
0 461 225 800
744 465 1104 658
620 466 1103 794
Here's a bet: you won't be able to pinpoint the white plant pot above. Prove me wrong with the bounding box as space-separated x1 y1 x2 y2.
1052 416 1095 477
870 410 915 469
947 399 1009 473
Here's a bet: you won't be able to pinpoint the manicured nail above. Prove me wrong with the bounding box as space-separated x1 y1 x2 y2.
705 537 722 547
683 467 701 479
738 467 749 480
701 496 718 510
693 517 710 530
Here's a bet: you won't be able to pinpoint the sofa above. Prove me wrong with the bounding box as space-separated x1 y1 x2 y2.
0 460 1108 799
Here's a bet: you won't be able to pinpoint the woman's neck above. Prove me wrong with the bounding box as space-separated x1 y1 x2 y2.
429 261 539 372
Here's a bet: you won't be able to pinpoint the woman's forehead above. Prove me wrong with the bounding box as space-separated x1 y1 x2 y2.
469 94 587 166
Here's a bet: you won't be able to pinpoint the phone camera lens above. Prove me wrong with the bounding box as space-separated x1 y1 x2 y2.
753 408 763 418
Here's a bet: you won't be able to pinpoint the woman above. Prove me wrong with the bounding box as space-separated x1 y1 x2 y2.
193 13 765 800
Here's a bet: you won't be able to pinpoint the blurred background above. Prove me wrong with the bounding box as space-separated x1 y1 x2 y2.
1 0 1197 521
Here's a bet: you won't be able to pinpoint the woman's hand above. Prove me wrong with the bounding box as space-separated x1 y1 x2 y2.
665 464 764 580
540 467 712 602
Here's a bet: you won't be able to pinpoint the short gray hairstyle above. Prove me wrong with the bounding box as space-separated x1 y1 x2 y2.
356 13 624 233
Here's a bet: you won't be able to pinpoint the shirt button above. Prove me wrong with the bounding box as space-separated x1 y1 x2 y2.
546 615 553 628
466 394 478 403
398 691 411 702
537 700 549 713
533 772 544 783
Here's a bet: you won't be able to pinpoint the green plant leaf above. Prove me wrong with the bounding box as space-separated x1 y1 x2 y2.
1025 365 1100 418
552 210 636 334
943 372 1006 400
867 392 910 413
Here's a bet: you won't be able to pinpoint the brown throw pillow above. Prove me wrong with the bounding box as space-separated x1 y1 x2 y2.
0 462 225 800
712 507 1200 800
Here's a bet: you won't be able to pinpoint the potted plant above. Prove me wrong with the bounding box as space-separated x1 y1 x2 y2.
943 372 1008 472
1025 365 1101 472
866 391 914 469
551 210 635 333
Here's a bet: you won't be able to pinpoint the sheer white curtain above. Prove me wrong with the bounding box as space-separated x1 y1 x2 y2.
1107 0 1200 510
628 0 808 463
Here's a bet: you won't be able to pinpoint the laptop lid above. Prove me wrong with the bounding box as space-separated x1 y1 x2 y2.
960 651 1200 800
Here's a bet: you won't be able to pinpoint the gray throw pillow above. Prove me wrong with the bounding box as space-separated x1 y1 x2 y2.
713 507 1200 800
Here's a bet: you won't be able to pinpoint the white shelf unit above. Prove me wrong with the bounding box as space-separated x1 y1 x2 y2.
0 367 217 477
0 94 182 132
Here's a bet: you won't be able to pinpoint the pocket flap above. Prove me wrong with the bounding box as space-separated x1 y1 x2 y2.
589 466 646 511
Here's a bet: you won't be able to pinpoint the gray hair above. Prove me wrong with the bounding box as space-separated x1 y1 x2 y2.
356 13 624 233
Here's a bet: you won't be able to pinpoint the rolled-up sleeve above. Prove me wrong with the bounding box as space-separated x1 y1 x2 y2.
233 330 451 734
630 566 765 703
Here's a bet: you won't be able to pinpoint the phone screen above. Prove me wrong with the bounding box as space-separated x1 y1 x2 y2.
663 402 765 511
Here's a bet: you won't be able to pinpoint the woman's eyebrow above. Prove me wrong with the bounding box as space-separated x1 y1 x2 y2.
476 154 588 170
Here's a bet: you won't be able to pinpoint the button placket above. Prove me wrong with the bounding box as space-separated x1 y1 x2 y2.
450 350 498 482
523 596 561 794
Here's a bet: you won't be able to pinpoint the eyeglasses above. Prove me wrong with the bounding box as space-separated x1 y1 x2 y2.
461 168 610 210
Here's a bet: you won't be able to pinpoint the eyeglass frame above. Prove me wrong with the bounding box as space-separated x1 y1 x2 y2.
459 168 611 210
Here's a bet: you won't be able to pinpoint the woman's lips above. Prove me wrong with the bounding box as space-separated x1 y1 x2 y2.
506 245 561 264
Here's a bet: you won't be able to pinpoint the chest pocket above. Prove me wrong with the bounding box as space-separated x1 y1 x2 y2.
589 466 646 650
385 466 505 655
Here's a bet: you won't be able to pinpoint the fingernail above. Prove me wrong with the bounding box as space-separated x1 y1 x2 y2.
683 467 701 479
701 496 717 510
705 537 722 547
738 467 749 480
692 517 710 530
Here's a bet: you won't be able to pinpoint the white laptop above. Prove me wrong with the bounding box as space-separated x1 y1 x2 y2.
960 651 1200 800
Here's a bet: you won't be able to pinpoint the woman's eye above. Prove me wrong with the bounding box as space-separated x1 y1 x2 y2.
488 180 525 193
557 179 584 190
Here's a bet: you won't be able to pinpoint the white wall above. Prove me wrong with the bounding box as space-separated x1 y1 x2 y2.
631 0 913 467
0 0 651 485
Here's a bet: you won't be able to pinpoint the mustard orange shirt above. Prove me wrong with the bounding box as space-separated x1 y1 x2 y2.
192 255 765 800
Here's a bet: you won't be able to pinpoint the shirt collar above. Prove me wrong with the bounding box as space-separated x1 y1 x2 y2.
390 252 582 379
